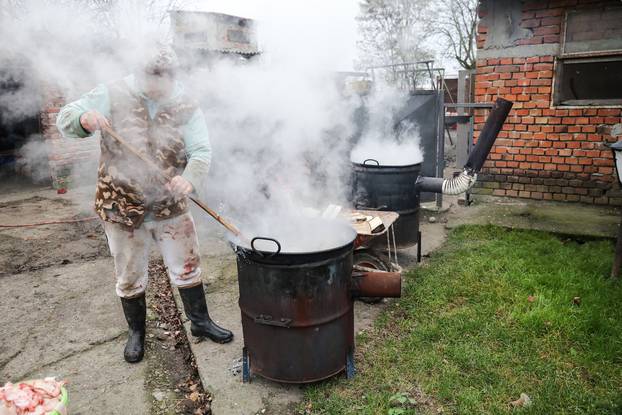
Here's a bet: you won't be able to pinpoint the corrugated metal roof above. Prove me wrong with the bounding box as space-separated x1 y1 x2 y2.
190 46 261 55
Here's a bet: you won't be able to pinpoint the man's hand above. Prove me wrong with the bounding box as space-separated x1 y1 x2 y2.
167 175 193 198
80 110 110 133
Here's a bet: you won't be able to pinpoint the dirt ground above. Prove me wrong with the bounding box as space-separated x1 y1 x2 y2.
0 196 106 276
146 259 212 415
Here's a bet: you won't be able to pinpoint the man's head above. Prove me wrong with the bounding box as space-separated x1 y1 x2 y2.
140 46 179 100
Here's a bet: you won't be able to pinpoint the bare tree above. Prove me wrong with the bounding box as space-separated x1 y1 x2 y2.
356 0 434 69
88 0 181 40
356 0 478 71
0 0 31 22
436 0 478 70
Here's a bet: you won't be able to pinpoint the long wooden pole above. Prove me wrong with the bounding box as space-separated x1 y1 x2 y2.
101 126 244 239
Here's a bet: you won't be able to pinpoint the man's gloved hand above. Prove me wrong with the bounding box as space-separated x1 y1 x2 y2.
80 110 110 133
167 175 193 199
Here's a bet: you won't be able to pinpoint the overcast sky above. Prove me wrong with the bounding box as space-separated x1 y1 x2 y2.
179 0 361 71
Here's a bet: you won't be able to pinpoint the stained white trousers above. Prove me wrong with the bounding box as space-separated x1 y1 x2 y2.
103 212 202 298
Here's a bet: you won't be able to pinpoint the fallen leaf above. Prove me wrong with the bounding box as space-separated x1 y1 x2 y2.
527 295 535 303
509 393 532 408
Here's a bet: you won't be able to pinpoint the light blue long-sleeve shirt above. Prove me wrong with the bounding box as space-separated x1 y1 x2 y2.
56 74 211 199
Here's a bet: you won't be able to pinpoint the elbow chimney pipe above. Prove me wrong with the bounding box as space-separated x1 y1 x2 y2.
416 97 514 195
465 97 513 172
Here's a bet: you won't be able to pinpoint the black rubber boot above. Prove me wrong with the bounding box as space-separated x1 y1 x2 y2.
120 294 146 363
179 284 233 343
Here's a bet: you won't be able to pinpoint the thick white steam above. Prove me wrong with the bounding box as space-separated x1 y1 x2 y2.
0 1 425 252
0 1 173 189
350 85 424 166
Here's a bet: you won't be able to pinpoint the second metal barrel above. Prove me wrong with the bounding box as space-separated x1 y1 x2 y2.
351 160 421 247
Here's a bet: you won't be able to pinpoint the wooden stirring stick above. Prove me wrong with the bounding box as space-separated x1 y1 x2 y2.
101 125 245 240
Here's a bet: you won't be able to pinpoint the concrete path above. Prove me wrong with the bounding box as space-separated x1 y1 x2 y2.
451 195 620 238
0 187 149 414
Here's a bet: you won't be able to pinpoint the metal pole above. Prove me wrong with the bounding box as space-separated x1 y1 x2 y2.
436 91 445 209
456 70 469 167
611 212 622 279
417 231 422 263
465 98 513 172
465 115 475 205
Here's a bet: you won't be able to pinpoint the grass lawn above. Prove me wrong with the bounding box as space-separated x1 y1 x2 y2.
302 225 622 414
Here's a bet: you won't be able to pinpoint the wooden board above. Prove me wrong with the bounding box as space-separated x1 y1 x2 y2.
342 209 400 236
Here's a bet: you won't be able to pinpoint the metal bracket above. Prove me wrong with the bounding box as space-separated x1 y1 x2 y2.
346 348 356 380
417 231 422 263
242 347 250 383
253 314 292 328
356 205 388 211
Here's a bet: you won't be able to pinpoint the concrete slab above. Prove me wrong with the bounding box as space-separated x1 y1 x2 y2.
27 338 148 415
0 259 150 414
0 259 125 381
0 187 153 414
450 195 620 238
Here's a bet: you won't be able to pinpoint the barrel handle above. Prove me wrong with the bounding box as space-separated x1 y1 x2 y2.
250 237 282 258
254 314 292 328
357 205 388 211
363 158 380 166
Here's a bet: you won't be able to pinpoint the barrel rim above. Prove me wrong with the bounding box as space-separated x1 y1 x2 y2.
228 219 357 259
231 238 355 265
351 160 422 169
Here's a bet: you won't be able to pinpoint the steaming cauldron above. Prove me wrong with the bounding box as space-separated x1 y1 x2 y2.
231 221 358 383
230 217 402 383
351 159 421 247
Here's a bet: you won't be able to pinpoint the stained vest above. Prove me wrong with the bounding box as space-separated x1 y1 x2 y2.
95 80 197 230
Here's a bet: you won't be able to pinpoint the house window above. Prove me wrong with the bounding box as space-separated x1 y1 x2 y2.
555 56 622 106
554 6 622 106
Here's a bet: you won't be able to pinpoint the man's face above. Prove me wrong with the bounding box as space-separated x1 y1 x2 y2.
142 71 174 100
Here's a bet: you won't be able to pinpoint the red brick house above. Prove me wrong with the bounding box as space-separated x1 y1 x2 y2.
472 0 622 205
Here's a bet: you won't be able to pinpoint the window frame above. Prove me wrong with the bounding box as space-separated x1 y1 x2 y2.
552 7 622 108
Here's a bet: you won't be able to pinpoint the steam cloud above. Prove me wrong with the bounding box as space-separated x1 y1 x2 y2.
0 1 424 251
350 84 424 166
0 1 172 186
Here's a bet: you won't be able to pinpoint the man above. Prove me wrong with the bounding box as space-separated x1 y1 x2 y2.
56 47 233 363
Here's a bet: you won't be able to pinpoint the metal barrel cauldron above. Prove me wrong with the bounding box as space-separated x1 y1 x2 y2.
351 159 421 247
232 222 358 383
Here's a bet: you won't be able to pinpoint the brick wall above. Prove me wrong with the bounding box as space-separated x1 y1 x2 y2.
41 86 99 188
472 0 622 205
